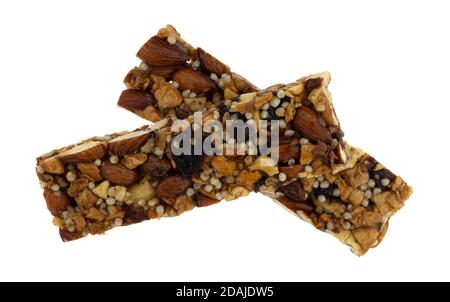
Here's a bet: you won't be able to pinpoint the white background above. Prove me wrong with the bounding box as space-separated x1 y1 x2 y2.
0 0 449 281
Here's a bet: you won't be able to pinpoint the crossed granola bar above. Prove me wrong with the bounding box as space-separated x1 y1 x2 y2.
36 25 412 255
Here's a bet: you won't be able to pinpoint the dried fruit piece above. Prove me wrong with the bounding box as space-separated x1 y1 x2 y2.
77 163 102 181
173 67 215 94
59 141 106 164
280 181 306 202
125 206 148 223
198 48 230 76
43 190 71 216
156 175 192 204
100 164 138 186
154 84 183 110
137 36 189 66
118 89 156 112
291 106 332 144
278 144 300 163
108 130 151 157
211 156 237 176
141 155 172 177
40 156 64 174
173 153 203 177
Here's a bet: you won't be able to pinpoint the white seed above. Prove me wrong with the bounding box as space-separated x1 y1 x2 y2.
318 195 326 203
204 185 213 192
276 90 285 99
138 61 149 71
213 110 220 120
244 112 253 120
260 110 269 119
275 107 285 117
114 218 123 226
137 199 146 207
222 73 231 82
368 179 376 188
224 99 232 106
147 198 159 207
281 101 289 109
109 155 119 164
300 138 310 145
279 120 287 128
262 103 270 110
278 173 287 182
88 182 95 190
156 205 165 217
182 90 190 98
36 165 45 174
331 138 339 149
362 199 369 207
326 221 335 230
210 73 219 82
214 182 222 190
343 212 352 220
346 204 353 210
320 181 330 189
107 187 116 197
313 181 319 189
167 34 177 45
270 97 280 107
317 175 324 182
360 184 368 191
215 192 222 200
96 199 104 206
333 188 340 197
106 198 116 205
284 129 295 136
66 171 77 182
373 187 382 195
95 159 102 166
225 176 235 184
192 60 200 68
51 184 60 192
343 222 351 230
68 226 76 232
200 173 209 181
186 188 195 197
189 92 197 98
193 183 201 190
304 165 313 173
288 159 295 166
364 190 372 198
210 177 219 186
381 178 391 187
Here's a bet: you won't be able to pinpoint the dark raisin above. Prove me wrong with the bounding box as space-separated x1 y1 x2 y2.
280 181 306 202
267 106 283 120
173 153 204 178
125 206 147 223
314 183 338 200
304 78 323 95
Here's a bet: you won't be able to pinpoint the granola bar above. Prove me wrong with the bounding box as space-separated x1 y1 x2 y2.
118 25 257 122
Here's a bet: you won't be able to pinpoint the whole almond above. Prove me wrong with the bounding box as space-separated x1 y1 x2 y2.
197 48 230 76
108 130 151 157
141 155 172 177
137 36 189 67
173 67 216 94
101 164 138 186
291 106 332 144
151 64 185 78
43 190 71 216
59 141 106 164
156 174 192 204
118 89 156 112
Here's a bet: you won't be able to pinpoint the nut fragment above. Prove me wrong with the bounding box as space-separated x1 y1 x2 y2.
249 156 279 176
211 156 236 176
122 153 148 170
291 106 332 144
92 180 110 199
59 229 83 242
75 188 98 209
236 170 262 189
40 156 64 174
137 36 189 66
173 67 215 94
156 175 192 204
108 130 151 157
352 227 379 252
101 164 138 186
128 178 155 202
77 163 102 181
124 67 151 90
43 190 71 216
59 141 106 164
280 181 306 202
195 193 220 207
198 48 230 76
86 208 104 222
278 144 300 163
154 84 183 110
